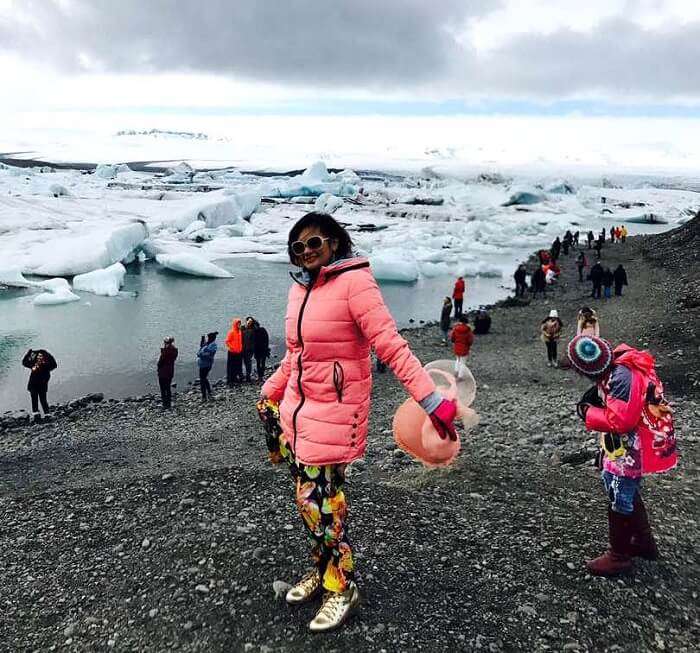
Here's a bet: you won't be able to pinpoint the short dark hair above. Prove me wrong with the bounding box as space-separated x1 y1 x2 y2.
287 212 353 265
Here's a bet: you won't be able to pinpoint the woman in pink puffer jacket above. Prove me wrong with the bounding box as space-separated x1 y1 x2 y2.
261 212 457 632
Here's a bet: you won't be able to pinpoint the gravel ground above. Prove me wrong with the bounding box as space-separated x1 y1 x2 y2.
1 218 698 652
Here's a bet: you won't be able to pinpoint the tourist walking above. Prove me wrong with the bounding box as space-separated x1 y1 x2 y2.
613 264 628 296
259 211 456 632
225 318 244 385
439 297 452 344
540 309 563 367
589 261 604 299
532 266 547 298
451 315 474 378
573 231 580 248
551 237 561 262
594 235 604 258
576 251 587 282
587 230 595 249
514 264 528 297
452 276 465 319
620 225 628 242
22 348 57 420
156 336 178 409
576 307 600 337
602 267 614 299
567 335 677 576
252 319 270 382
242 316 256 382
197 332 218 401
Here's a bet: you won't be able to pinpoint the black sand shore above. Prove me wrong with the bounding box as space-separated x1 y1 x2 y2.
0 217 698 652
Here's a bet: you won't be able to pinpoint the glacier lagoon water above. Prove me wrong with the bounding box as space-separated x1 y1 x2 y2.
0 260 510 411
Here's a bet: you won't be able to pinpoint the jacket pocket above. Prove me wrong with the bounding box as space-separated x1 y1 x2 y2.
332 361 345 403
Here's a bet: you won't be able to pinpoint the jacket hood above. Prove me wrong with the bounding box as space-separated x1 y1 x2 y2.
613 343 655 376
291 256 370 287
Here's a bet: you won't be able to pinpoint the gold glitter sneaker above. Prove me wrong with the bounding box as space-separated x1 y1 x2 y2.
308 582 360 633
285 570 321 605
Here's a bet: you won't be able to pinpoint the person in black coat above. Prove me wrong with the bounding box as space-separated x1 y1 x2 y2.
439 297 452 344
513 264 528 297
22 348 57 418
473 309 492 335
532 266 547 298
157 336 178 408
613 264 628 296
550 237 561 262
587 230 594 249
252 320 270 382
589 261 604 299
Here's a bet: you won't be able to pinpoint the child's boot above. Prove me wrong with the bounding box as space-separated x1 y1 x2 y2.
586 507 633 576
629 494 659 560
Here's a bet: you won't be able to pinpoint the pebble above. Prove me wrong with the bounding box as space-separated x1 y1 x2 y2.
195 584 210 594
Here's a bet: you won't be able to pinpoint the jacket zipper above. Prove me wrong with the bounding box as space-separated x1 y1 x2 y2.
291 282 314 454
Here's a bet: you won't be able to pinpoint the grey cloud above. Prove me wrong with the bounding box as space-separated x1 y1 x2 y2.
0 0 496 88
467 18 700 99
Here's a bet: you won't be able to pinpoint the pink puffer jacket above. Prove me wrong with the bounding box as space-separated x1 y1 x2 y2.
262 257 436 465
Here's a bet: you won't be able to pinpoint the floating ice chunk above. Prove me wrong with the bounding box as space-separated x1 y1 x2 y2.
156 253 233 278
503 188 545 206
546 181 576 194
624 213 668 224
334 169 361 184
303 161 331 182
419 261 451 277
457 261 503 278
33 288 81 305
315 193 344 214
73 263 126 296
370 249 419 282
94 164 120 179
203 238 281 255
290 196 316 204
172 191 261 230
167 161 194 177
49 183 70 197
182 220 207 240
32 278 80 305
28 221 148 277
255 252 289 263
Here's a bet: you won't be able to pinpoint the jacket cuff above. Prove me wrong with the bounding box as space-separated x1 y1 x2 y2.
419 391 443 414
585 406 610 432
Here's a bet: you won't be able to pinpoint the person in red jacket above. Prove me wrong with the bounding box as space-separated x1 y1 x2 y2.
568 335 678 576
452 276 466 319
450 315 474 379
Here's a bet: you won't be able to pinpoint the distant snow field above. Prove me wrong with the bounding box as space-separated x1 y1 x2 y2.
1 143 698 307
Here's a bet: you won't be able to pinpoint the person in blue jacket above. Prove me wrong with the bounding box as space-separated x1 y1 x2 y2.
197 332 218 401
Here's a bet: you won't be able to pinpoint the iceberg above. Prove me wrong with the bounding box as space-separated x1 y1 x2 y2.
73 263 126 296
0 267 35 288
49 183 70 197
172 190 261 230
457 261 503 278
28 221 148 277
315 193 344 214
503 189 545 206
33 278 80 305
369 249 419 283
156 253 233 278
260 162 358 199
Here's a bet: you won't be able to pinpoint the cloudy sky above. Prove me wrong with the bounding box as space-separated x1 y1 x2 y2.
1 0 699 116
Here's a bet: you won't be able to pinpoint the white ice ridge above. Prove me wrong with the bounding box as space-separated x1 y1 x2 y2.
73 262 127 296
156 253 233 278
259 162 359 199
26 221 148 277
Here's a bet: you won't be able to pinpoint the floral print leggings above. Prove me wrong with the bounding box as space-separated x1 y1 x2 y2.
278 433 355 593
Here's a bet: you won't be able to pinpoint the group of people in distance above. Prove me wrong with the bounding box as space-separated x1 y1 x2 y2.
191 317 270 403
514 225 629 300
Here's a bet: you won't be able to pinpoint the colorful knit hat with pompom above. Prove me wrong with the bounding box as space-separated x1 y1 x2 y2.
567 335 614 378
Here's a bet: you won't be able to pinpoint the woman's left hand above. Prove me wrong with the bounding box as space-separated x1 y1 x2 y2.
429 399 458 441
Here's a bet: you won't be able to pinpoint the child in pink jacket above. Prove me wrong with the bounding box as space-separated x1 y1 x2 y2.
260 212 457 632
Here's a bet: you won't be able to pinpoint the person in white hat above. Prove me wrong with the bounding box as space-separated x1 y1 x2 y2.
540 309 564 367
